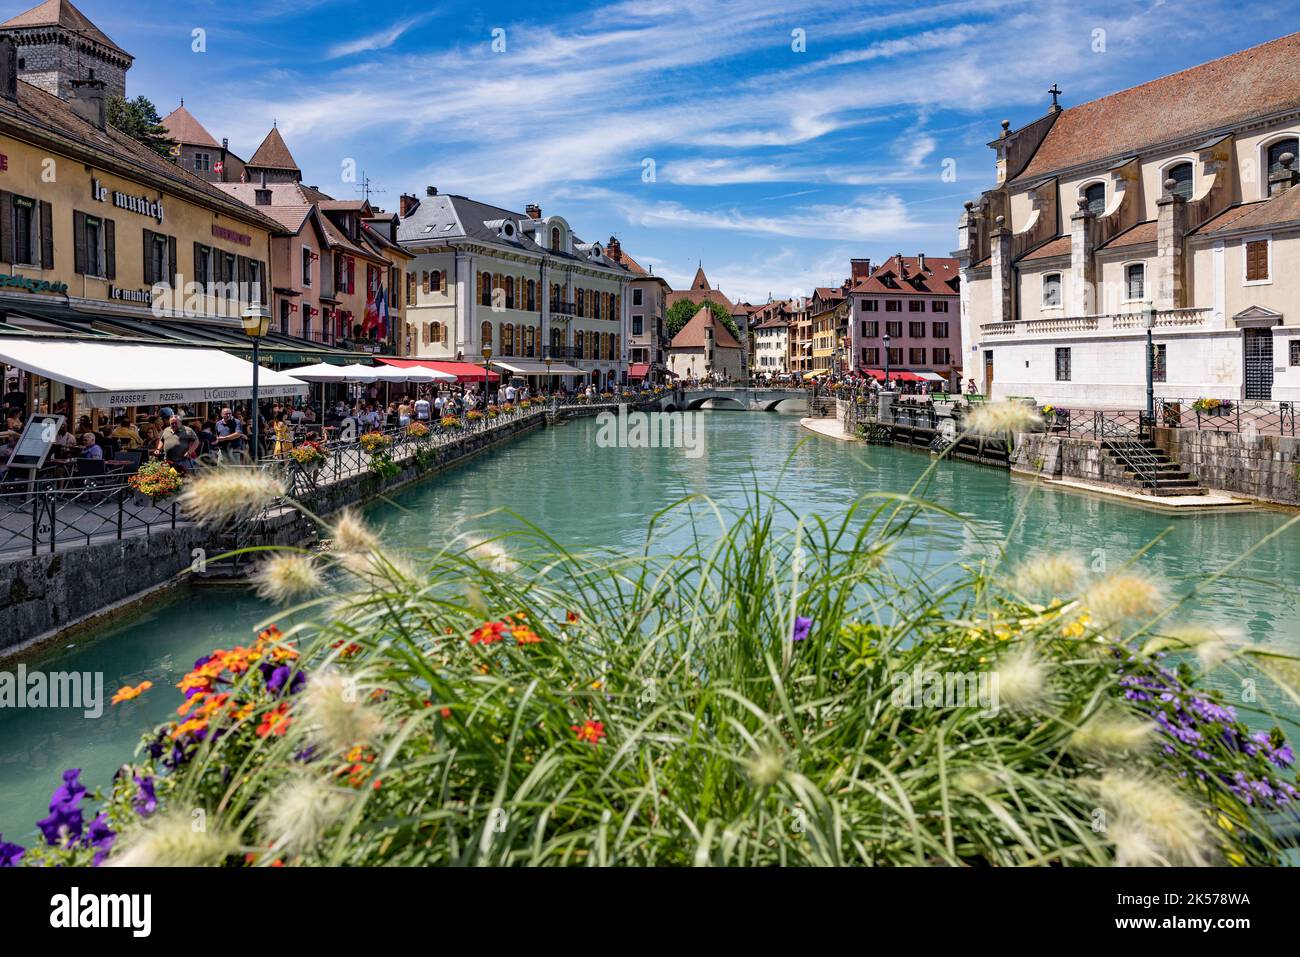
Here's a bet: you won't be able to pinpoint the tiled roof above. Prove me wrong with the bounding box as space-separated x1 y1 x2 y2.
247 127 300 172
753 316 790 330
1014 31 1300 183
0 79 281 232
161 104 219 149
1100 220 1158 250
666 287 744 315
1017 236 1071 262
0 0 130 58
813 286 848 300
689 266 710 290
1198 189 1300 234
670 306 741 350
851 255 960 295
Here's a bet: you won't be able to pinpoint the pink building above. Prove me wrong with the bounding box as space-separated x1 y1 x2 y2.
848 254 962 389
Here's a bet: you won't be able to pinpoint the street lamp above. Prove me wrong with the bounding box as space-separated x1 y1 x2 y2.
543 353 553 401
241 302 271 461
482 343 493 413
883 334 892 388
1144 301 1157 424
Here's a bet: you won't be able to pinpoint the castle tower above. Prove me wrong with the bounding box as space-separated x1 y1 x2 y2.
0 0 132 101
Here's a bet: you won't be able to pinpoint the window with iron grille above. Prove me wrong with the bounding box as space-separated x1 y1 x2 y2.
1055 347 1071 381
1125 263 1145 300
1290 340 1300 367
909 321 925 337
885 321 902 337
1151 343 1167 382
1042 272 1062 308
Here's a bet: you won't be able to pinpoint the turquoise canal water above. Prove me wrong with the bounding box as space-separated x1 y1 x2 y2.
2 410 1299 841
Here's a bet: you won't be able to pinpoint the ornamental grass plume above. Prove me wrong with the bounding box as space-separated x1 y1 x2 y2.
962 401 1042 436
298 669 383 756
994 646 1049 712
108 812 237 867
1010 551 1086 598
1068 709 1154 759
330 510 380 556
252 553 322 603
263 776 350 857
179 467 284 527
464 535 519 574
1081 571 1166 628
1094 770 1214 867
1149 623 1242 672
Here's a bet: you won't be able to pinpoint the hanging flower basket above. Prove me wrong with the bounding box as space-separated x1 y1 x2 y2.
1193 397 1234 415
128 461 184 508
287 440 327 474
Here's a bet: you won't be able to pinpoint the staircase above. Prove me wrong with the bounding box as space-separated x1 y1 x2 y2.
1101 439 1207 496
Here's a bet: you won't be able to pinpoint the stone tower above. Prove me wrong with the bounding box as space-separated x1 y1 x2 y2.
0 0 132 101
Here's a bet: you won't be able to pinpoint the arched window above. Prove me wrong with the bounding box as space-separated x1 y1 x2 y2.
1125 263 1145 301
593 292 601 320
1267 137 1298 175
526 279 536 311
481 320 494 352
480 273 492 306
430 270 442 293
576 289 585 317
551 327 563 352
1167 162 1193 201
505 276 515 309
502 323 515 356
1083 182 1106 217
550 226 560 250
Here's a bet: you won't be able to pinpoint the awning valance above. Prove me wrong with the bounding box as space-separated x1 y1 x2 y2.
493 359 585 376
628 363 650 379
914 371 949 383
0 336 309 408
379 358 499 383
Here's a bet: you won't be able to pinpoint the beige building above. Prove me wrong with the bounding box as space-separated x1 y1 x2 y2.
605 237 670 381
666 305 743 381
959 32 1300 405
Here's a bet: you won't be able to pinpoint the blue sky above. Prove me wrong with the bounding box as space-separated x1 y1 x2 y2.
30 0 1300 302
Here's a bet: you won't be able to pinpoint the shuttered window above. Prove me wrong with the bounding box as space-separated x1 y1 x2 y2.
1245 240 1269 282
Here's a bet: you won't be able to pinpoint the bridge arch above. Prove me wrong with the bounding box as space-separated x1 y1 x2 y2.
687 395 747 411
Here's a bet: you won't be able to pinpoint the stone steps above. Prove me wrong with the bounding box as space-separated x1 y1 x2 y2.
1102 439 1208 496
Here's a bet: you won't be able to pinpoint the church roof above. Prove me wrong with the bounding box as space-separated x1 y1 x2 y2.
670 305 741 350
247 126 300 173
0 0 130 59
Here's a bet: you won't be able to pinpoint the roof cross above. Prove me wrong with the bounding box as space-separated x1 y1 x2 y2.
1048 83 1062 109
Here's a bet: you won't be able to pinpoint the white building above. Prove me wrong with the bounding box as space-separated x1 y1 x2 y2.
959 31 1300 406
752 316 790 374
396 192 632 388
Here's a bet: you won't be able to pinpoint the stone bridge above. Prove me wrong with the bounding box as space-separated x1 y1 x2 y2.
651 387 810 412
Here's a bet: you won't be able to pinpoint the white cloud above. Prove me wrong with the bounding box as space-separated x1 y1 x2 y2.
327 12 436 59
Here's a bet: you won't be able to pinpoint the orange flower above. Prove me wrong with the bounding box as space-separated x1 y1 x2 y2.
513 627 542 645
256 702 292 738
111 680 153 705
176 692 207 717
172 716 209 740
571 720 606 745
565 610 580 624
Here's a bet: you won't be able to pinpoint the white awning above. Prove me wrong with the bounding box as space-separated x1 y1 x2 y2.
283 362 365 383
0 336 310 408
366 364 453 383
494 359 586 376
914 371 950 383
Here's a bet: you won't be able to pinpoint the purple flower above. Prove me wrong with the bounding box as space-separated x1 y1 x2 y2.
83 813 115 867
132 775 157 817
36 802 84 846
791 616 813 643
50 768 86 808
0 836 23 867
261 663 306 696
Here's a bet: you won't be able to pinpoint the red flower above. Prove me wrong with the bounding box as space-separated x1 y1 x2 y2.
571 720 606 745
470 620 509 645
256 702 292 738
565 610 580 624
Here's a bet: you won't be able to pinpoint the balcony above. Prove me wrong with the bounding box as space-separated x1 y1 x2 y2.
550 301 577 317
982 308 1211 339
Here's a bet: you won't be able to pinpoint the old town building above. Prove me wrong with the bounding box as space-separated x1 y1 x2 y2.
809 282 851 376
666 304 743 381
958 31 1300 404
851 254 961 389
396 191 630 388
752 313 789 375
666 264 750 377
161 102 245 185
605 236 670 382
0 0 130 101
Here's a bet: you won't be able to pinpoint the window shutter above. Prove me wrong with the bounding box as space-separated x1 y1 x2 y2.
39 201 53 269
0 191 11 263
347 257 355 293
104 219 116 280
421 270 429 293
142 229 153 285
193 243 204 284
260 260 269 305
73 211 87 275
1246 241 1269 281
167 236 177 287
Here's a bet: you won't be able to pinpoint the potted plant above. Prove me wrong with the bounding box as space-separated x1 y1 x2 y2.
128 460 184 507
287 440 328 475
1193 397 1233 415
440 415 462 431
358 431 394 455
406 422 432 441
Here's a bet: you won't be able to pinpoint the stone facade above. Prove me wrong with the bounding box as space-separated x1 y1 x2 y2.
5 27 129 100
1155 427 1300 506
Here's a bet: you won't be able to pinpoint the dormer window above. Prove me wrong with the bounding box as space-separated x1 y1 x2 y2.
1167 162 1193 201
255 189 272 206
550 226 561 250
1083 182 1106 217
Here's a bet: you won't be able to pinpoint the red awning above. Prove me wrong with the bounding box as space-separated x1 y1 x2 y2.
628 363 650 379
892 371 925 382
862 369 885 379
379 358 500 383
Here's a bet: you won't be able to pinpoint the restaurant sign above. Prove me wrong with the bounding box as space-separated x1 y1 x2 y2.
91 178 165 224
212 224 252 247
0 273 69 295
81 382 308 409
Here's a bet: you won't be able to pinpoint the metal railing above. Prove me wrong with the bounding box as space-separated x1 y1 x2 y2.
0 476 182 559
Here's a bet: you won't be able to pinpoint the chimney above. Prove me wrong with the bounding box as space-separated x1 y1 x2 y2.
525 203 542 220
399 193 419 217
0 35 16 103
426 186 438 197
850 258 872 281
917 253 927 272
222 137 229 150
895 253 907 279
1155 178 1189 309
1269 152 1297 196
70 72 107 130
607 235 621 262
